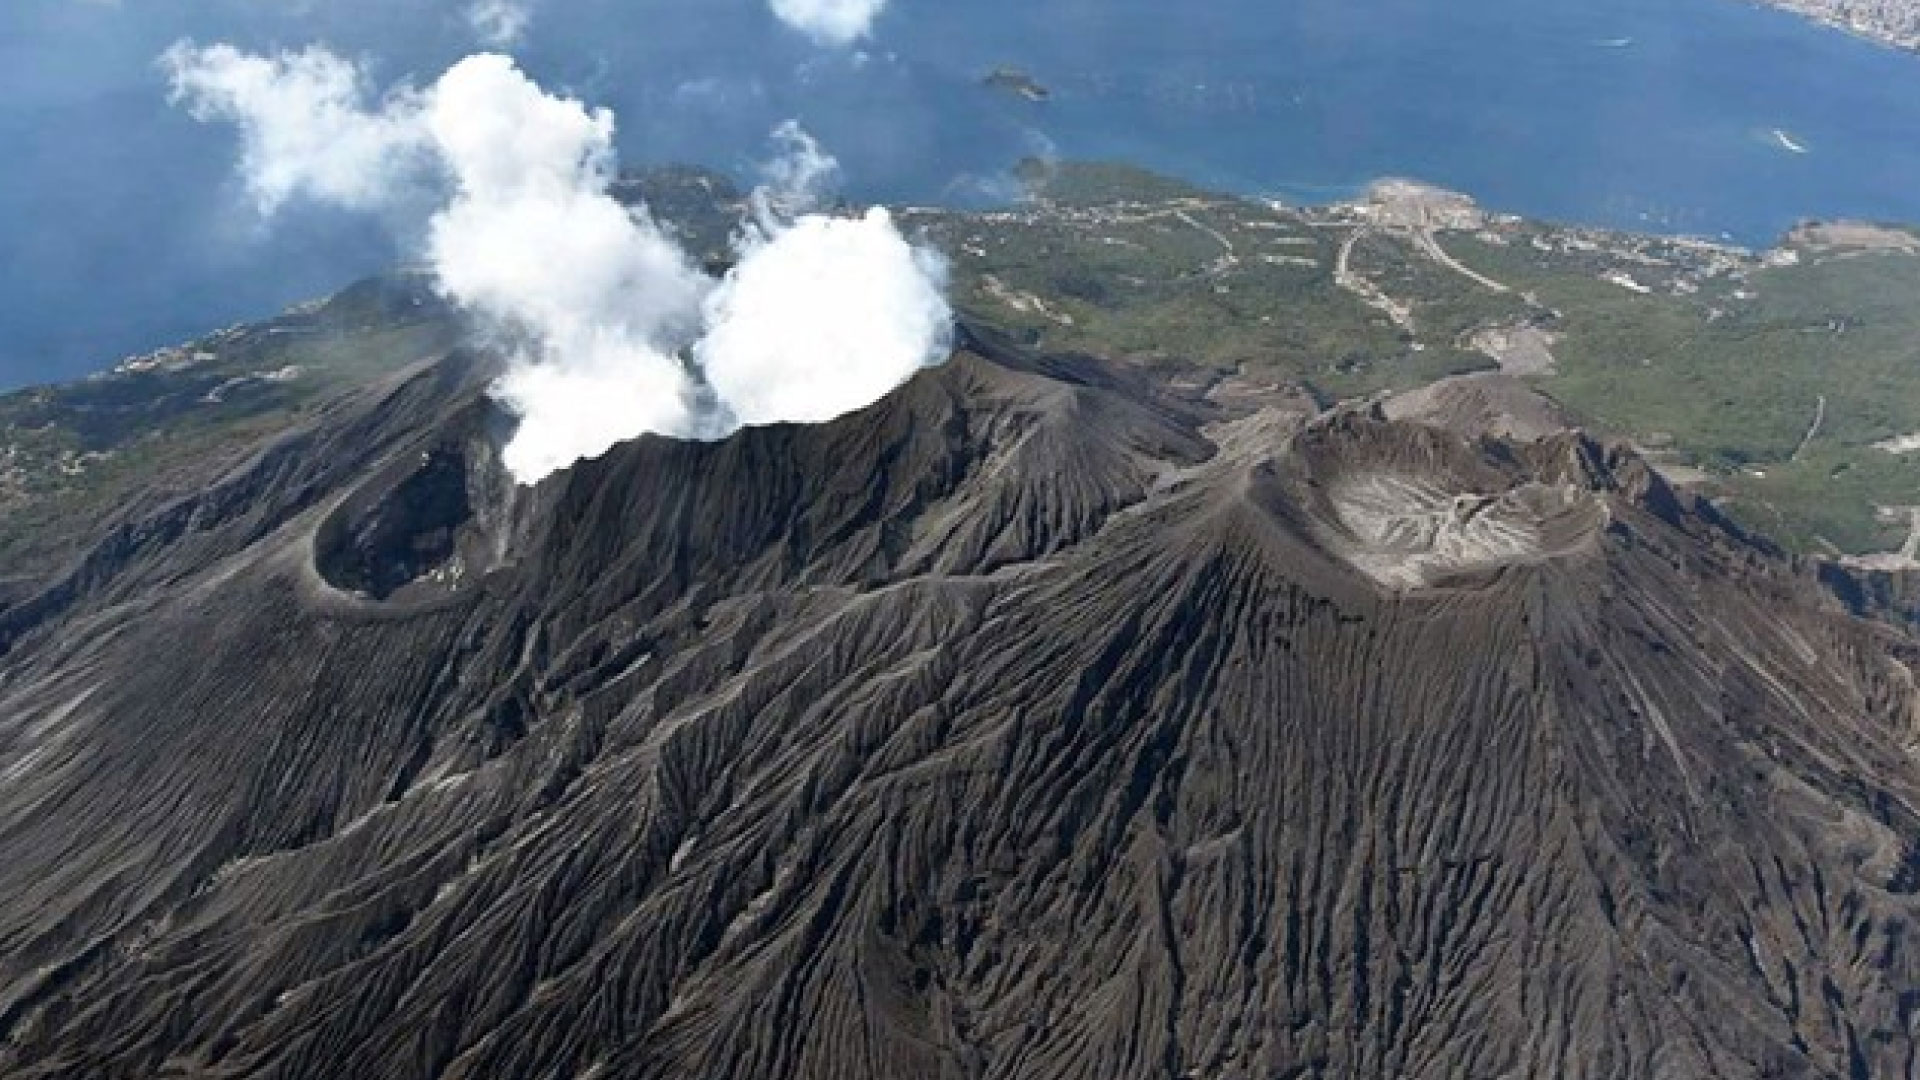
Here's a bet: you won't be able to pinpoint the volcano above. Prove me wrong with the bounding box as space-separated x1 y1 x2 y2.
2 315 1920 1080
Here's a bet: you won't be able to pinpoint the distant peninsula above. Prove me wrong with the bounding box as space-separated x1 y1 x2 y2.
983 65 1050 102
1749 0 1920 51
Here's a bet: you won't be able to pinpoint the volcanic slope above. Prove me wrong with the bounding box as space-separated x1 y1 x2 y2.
4 325 1920 1080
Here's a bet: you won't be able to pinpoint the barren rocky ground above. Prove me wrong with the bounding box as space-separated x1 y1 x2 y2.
5 173 1920 1078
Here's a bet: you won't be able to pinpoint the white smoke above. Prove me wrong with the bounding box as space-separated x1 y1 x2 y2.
700 209 950 427
164 45 951 483
768 0 887 46
706 127 948 428
161 43 428 215
750 120 842 227
421 55 715 479
466 0 533 47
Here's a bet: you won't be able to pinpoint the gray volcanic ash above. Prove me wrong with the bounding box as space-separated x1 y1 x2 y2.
3 318 1920 1078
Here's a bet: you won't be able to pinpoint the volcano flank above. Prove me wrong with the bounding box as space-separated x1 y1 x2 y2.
5 177 1920 1080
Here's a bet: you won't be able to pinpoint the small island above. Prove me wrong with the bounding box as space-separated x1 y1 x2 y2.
984 65 1051 102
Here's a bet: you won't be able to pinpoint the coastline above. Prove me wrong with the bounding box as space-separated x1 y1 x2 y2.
1744 0 1920 52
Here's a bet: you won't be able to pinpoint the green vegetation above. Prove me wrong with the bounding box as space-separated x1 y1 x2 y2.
1346 231 1533 347
0 275 461 581
1439 229 1920 552
905 164 1513 400
909 164 1920 558
1014 161 1218 206
1716 445 1920 554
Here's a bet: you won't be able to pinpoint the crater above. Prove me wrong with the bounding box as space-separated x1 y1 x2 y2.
314 431 513 603
1281 411 1612 590
1322 470 1606 589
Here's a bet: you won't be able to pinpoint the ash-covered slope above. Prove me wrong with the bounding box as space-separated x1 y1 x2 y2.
3 329 1920 1080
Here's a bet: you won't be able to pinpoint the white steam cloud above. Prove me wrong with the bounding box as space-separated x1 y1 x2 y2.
701 209 950 427
751 120 842 224
420 56 714 479
769 0 887 46
466 0 534 47
164 45 951 483
161 44 428 215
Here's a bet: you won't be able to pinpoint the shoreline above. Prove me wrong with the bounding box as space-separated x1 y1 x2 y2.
1743 0 1920 53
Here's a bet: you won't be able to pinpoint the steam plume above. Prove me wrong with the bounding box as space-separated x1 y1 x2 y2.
422 55 714 479
164 45 951 483
768 0 887 46
466 0 534 47
751 120 842 226
161 43 428 215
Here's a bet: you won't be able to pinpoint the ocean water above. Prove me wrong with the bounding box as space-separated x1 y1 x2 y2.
4 0 1920 387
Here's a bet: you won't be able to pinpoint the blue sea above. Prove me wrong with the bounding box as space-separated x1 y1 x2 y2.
4 0 1920 387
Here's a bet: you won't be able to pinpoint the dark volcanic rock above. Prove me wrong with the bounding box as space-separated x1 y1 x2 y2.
2 332 1920 1080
